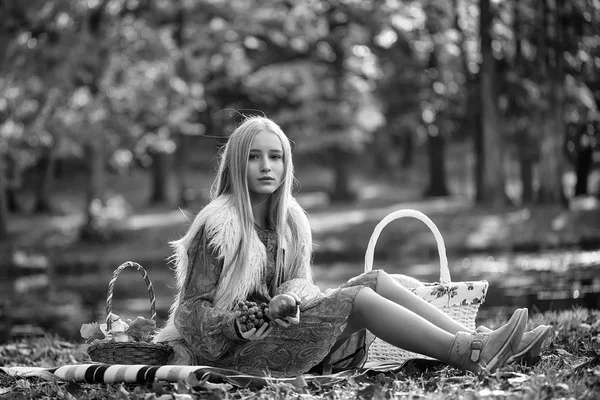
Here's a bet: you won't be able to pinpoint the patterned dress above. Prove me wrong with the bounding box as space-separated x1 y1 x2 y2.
174 225 380 377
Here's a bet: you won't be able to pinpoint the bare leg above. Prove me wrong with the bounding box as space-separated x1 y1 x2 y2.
375 271 474 335
345 287 455 362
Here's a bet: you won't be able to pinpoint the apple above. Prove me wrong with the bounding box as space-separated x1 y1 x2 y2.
268 294 298 320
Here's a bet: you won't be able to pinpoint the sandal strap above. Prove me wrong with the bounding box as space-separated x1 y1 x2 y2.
470 333 486 362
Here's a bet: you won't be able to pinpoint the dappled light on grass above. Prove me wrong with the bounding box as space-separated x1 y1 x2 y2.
309 197 470 234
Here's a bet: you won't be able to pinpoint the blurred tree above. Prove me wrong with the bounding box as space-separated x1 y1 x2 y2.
422 1 452 197
534 0 566 204
478 0 506 207
241 0 383 202
170 0 190 208
453 0 483 200
0 0 74 215
509 1 537 204
0 154 8 236
369 2 427 179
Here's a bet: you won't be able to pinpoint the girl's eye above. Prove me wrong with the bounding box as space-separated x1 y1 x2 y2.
249 155 259 160
271 155 282 160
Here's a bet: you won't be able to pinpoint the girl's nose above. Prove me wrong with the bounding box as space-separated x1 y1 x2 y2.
260 159 271 172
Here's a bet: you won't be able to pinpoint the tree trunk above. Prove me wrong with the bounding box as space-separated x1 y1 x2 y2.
33 150 56 213
473 105 484 203
424 133 449 197
5 153 20 212
519 156 534 204
512 0 536 205
536 0 566 205
172 0 189 208
537 79 566 204
477 0 506 207
81 0 110 236
0 154 9 237
149 150 172 205
574 145 593 196
85 136 106 225
453 0 481 201
174 132 189 208
327 7 357 204
400 130 414 168
329 148 357 203
422 33 450 198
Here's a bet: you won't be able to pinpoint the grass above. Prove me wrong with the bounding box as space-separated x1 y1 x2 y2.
1 308 599 399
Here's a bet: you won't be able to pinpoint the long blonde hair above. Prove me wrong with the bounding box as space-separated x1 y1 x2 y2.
170 116 312 310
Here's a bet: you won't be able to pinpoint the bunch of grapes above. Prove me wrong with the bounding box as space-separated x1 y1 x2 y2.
234 301 270 333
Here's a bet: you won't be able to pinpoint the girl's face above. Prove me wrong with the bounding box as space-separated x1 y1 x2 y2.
246 130 284 202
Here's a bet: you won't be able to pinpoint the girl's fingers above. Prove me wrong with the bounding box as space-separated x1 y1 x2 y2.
241 327 257 340
256 322 270 335
273 318 291 328
240 322 273 340
258 325 272 339
287 292 302 305
284 307 301 325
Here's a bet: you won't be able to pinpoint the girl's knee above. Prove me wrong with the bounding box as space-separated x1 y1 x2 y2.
349 287 378 329
364 269 388 288
374 270 394 291
377 269 423 290
354 287 378 313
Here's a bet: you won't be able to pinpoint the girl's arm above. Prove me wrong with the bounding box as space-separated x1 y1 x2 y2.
174 228 244 362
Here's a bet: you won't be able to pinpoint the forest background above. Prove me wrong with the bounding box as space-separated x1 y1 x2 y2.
1 0 600 230
1 0 600 338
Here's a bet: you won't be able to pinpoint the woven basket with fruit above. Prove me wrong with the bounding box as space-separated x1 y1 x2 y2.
80 261 172 365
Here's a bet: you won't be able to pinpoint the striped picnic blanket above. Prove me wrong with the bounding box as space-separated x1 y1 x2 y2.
0 364 359 388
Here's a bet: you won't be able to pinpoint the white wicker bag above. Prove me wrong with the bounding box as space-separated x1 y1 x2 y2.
364 209 489 364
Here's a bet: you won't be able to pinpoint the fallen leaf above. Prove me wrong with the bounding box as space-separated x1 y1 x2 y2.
173 395 194 400
479 388 508 396
507 373 530 385
116 383 129 399
555 348 572 357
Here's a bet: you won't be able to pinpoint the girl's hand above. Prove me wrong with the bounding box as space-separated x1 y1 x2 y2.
271 306 301 328
237 319 272 340
287 292 302 307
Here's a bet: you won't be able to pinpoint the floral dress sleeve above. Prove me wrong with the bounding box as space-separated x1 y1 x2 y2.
174 227 244 362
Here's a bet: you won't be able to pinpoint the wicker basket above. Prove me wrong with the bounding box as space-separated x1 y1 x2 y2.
364 209 489 364
87 261 173 365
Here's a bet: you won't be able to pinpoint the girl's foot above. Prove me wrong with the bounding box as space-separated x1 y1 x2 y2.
448 308 528 374
477 324 552 364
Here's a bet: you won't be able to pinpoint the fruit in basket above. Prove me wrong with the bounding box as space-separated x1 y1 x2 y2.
80 315 157 344
268 294 299 320
111 319 129 334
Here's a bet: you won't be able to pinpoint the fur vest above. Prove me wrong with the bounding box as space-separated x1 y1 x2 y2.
154 195 312 344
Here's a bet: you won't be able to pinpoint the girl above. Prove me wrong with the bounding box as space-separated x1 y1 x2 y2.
154 116 551 377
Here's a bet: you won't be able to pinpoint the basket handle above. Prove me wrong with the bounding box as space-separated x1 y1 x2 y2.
105 261 157 331
364 209 450 284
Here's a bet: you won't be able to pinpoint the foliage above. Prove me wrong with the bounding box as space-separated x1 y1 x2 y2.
1 0 600 224
1 308 599 399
